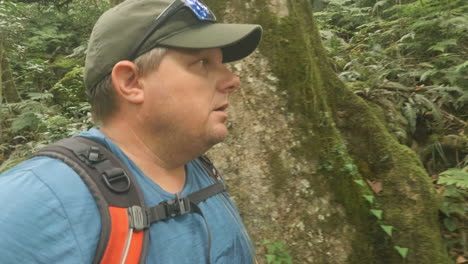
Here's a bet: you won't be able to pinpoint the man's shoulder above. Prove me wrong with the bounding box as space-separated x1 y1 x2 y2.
0 155 94 212
1 156 80 187
0 154 100 263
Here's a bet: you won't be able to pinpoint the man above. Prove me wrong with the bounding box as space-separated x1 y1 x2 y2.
0 0 262 263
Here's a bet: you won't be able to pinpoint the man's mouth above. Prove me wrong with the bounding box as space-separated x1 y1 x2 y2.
214 104 228 112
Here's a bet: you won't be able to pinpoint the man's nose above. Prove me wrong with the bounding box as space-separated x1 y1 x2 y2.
218 66 240 93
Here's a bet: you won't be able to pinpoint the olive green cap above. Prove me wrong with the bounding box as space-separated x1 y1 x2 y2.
84 0 262 91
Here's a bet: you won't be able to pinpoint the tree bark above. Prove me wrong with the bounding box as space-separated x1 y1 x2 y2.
0 34 4 106
109 0 124 7
205 0 451 263
0 34 3 142
1 52 20 104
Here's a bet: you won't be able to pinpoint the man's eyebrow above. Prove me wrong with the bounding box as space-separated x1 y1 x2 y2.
176 48 205 56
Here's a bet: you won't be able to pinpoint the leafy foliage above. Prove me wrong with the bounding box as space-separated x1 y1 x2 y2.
0 0 104 171
316 0 468 132
263 239 293 264
439 168 468 189
436 167 467 257
316 0 467 261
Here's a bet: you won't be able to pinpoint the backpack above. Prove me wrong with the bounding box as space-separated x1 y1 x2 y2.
34 136 226 264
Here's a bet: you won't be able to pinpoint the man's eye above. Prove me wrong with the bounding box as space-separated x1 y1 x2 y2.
198 59 209 67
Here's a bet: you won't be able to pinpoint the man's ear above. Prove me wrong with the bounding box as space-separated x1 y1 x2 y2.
111 61 144 104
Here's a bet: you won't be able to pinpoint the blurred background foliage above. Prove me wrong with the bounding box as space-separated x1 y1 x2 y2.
0 0 466 262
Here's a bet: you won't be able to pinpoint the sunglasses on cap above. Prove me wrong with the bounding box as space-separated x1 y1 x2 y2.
128 0 217 60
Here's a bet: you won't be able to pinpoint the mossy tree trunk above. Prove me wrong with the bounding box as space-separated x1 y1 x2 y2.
109 0 124 7
0 34 3 142
0 34 4 106
205 0 451 263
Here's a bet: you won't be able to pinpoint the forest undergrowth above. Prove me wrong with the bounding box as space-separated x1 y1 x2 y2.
314 0 467 261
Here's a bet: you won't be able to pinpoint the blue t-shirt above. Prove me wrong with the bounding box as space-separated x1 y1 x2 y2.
0 128 255 263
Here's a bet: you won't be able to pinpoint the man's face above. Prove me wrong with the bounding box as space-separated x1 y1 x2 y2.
138 48 240 152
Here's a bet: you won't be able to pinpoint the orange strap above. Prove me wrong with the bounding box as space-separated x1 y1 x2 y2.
100 207 144 264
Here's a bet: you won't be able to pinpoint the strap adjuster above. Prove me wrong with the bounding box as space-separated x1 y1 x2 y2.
87 146 102 162
128 205 149 231
164 193 191 218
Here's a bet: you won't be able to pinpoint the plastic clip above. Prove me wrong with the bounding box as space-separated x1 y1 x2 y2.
128 205 149 231
165 193 191 218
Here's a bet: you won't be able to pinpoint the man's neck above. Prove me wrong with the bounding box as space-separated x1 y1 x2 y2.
99 122 190 193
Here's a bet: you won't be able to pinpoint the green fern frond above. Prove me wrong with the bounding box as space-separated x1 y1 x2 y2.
403 102 417 134
454 61 468 72
438 168 468 189
27 92 53 101
455 93 468 110
431 86 464 95
428 39 458 52
414 94 442 122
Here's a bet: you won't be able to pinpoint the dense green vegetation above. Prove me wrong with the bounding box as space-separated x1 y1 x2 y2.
0 0 106 169
314 0 467 261
0 0 466 262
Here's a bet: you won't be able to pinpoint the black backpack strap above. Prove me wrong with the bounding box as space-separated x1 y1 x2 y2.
34 137 225 264
33 136 149 264
145 154 225 224
146 181 225 223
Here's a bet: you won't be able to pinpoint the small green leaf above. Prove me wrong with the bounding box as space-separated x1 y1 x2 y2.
394 246 408 258
380 225 393 236
370 209 383 220
363 195 375 204
266 254 275 263
443 217 457 232
354 180 366 187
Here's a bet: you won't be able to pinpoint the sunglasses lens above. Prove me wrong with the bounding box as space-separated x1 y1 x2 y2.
184 0 216 21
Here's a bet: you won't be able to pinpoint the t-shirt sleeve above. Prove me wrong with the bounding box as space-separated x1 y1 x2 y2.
0 169 86 263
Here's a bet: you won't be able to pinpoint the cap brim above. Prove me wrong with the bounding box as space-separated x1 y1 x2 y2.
158 23 262 63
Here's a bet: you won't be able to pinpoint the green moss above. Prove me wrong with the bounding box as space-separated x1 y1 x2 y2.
266 151 289 196
203 0 227 21
51 55 82 76
51 66 87 106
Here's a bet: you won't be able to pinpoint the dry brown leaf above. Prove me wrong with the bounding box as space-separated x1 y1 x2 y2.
457 256 467 264
366 180 383 195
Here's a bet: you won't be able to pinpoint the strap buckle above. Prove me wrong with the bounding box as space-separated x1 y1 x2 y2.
164 193 191 218
78 146 105 166
128 205 149 231
87 146 102 162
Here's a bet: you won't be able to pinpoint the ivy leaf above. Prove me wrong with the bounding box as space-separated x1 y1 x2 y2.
380 225 393 236
370 209 383 220
394 246 408 258
363 195 375 204
354 180 366 187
